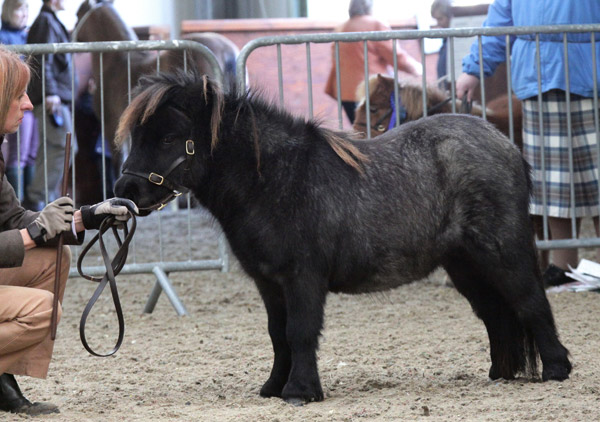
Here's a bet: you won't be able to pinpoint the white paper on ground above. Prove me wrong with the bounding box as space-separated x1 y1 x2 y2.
555 259 600 292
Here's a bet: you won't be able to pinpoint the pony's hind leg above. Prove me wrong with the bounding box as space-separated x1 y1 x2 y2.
444 254 533 380
254 279 292 398
494 267 572 381
486 230 571 381
445 241 571 382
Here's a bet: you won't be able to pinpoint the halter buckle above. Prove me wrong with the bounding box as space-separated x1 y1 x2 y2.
186 140 195 155
157 203 167 211
148 172 164 186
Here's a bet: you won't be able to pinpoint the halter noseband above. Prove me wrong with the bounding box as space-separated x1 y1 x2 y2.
121 139 195 211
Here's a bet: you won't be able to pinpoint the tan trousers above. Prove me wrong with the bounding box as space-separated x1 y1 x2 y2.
0 246 70 379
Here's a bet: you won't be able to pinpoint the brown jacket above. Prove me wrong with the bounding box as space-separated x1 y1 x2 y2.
325 15 419 102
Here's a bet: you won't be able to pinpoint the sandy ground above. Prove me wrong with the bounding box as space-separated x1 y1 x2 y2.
6 211 600 422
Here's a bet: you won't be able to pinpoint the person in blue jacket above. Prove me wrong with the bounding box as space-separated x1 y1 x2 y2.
0 0 38 202
456 0 600 287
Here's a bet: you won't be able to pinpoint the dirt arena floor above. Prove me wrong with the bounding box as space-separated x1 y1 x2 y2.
6 211 600 421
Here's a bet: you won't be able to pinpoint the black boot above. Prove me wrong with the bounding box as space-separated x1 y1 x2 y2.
543 264 573 287
0 373 59 415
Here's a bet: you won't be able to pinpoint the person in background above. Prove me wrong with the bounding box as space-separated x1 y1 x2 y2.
24 0 75 211
0 0 38 201
430 0 453 90
0 46 137 416
456 0 600 287
324 0 423 124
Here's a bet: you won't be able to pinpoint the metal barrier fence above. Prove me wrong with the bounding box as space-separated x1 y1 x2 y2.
8 40 230 315
4 25 600 312
237 23 600 252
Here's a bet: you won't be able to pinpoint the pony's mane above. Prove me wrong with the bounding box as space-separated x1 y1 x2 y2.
116 72 367 172
400 83 452 120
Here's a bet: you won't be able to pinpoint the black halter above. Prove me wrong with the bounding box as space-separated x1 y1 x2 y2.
121 139 195 211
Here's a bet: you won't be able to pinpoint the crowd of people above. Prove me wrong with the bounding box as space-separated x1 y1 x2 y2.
0 0 598 416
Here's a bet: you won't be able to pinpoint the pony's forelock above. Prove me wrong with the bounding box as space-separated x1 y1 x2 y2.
115 72 224 149
115 81 171 147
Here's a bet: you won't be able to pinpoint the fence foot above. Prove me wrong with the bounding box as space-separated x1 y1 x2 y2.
142 267 188 316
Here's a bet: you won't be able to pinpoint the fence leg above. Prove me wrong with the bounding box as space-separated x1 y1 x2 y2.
142 267 188 316
218 232 230 273
143 279 163 314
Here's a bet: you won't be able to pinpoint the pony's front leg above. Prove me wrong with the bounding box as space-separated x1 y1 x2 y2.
280 276 327 404
254 279 292 398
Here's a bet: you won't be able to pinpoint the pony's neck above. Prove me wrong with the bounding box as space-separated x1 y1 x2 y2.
76 4 139 42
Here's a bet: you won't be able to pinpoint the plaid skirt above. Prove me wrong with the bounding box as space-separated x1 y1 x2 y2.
522 90 600 218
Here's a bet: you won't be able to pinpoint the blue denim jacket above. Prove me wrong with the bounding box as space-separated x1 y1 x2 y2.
461 0 600 99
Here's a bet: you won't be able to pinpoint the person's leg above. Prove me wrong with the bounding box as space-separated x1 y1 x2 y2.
0 246 70 378
4 132 22 199
20 111 39 200
26 105 76 209
548 217 581 270
341 101 356 124
0 247 69 415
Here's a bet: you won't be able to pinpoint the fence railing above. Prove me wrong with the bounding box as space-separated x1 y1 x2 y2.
237 24 600 252
6 25 600 313
9 41 229 315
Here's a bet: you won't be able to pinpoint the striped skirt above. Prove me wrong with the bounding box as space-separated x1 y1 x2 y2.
522 90 600 218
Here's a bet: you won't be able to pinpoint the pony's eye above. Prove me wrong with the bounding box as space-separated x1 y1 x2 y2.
369 107 378 113
162 137 175 145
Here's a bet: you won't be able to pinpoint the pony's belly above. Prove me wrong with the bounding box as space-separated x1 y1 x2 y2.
330 265 435 294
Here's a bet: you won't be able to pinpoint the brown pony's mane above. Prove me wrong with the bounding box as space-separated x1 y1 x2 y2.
116 73 367 172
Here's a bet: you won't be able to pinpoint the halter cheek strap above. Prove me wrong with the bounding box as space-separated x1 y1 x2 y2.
121 139 195 211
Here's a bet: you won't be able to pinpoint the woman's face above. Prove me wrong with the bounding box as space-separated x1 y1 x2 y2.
3 91 33 134
9 4 28 29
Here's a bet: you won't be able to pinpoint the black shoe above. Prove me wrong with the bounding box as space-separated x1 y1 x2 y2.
543 264 573 287
0 373 59 415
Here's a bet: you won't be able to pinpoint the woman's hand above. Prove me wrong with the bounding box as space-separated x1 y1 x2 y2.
455 73 480 102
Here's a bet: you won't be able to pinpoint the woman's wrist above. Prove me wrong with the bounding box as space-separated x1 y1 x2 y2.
20 228 36 250
73 209 85 232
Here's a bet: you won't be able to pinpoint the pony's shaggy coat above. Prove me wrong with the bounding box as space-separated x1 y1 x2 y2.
114 71 571 404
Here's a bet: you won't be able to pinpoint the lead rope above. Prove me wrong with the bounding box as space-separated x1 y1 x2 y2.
77 211 137 357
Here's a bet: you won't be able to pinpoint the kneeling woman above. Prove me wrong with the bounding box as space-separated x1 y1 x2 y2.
0 46 137 416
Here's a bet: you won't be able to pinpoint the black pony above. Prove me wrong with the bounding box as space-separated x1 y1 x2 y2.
113 72 571 405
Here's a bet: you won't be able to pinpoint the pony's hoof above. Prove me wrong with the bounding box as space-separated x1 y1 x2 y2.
259 379 284 398
284 398 305 407
281 381 324 404
542 362 572 381
488 365 501 380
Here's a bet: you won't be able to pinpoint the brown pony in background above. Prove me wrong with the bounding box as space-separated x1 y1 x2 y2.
72 0 241 204
353 74 523 149
352 74 552 269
